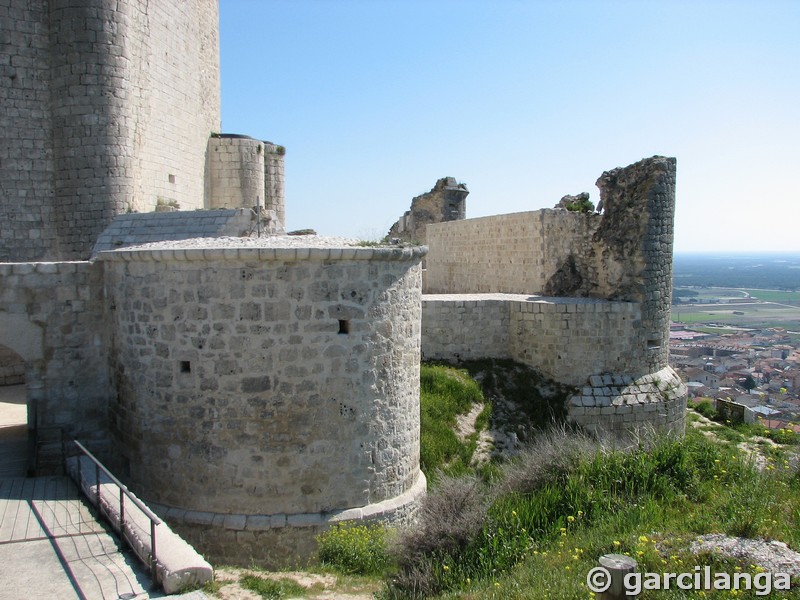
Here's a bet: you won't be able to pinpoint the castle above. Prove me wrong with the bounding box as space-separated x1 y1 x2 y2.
0 0 686 567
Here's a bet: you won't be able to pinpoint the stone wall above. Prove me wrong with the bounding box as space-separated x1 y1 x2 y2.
0 0 220 261
99 241 427 565
0 261 111 459
206 135 286 231
422 294 644 386
0 345 25 386
421 295 511 361
425 157 676 376
425 210 596 294
0 0 56 262
389 177 468 245
421 157 683 436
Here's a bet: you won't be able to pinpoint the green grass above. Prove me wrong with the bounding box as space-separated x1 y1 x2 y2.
419 363 487 477
240 574 307 599
743 289 800 303
317 522 391 576
384 427 800 598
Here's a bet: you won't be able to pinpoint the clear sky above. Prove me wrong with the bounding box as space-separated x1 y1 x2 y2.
219 0 800 253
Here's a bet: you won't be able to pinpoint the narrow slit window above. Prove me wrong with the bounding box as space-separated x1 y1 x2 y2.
168 174 176 184
180 360 191 373
338 320 350 335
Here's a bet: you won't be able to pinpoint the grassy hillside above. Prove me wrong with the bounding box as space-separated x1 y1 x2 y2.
206 363 800 599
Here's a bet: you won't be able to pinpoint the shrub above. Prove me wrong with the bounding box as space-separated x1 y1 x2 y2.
317 522 391 575
693 399 717 419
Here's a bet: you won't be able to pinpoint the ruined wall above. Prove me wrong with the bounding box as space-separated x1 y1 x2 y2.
100 241 427 565
422 157 683 436
389 177 468 245
0 0 220 261
425 157 676 373
205 135 286 232
0 261 111 464
425 210 596 294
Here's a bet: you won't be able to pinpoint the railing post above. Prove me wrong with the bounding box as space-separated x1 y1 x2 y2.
95 463 100 506
150 519 157 579
70 439 163 589
119 489 125 534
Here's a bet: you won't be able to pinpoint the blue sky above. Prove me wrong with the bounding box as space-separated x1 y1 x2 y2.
219 0 800 252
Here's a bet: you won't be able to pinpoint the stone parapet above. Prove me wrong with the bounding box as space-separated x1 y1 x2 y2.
99 244 428 263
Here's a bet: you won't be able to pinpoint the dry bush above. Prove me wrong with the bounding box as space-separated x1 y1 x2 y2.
499 425 603 495
394 474 488 558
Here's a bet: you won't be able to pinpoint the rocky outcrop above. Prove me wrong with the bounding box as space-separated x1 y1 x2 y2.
389 177 468 244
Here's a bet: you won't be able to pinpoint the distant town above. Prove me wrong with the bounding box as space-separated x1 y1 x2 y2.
671 252 800 431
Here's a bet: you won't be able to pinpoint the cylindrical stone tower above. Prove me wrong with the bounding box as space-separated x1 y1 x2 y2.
206 135 286 232
101 238 426 566
594 155 677 376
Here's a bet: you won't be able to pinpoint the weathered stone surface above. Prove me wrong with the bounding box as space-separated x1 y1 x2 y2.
388 177 468 244
100 240 427 525
0 0 221 261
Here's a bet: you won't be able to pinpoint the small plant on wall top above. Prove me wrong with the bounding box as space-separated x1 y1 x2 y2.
564 196 595 213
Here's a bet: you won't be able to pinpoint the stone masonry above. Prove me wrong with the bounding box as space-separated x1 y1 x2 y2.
205 135 286 231
422 157 686 436
0 0 686 565
388 177 468 245
0 0 221 261
99 238 428 565
1 0 292 263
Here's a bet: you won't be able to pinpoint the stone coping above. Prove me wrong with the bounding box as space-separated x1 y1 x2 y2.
151 471 427 532
423 292 635 305
98 244 428 263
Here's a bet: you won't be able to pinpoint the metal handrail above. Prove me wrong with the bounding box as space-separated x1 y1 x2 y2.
68 439 162 582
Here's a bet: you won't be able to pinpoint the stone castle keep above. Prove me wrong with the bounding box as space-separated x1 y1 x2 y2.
0 0 686 567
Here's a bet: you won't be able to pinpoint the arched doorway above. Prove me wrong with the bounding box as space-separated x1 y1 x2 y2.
0 313 44 477
0 344 28 476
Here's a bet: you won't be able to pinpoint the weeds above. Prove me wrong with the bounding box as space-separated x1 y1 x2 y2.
317 522 391 576
240 574 306 599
